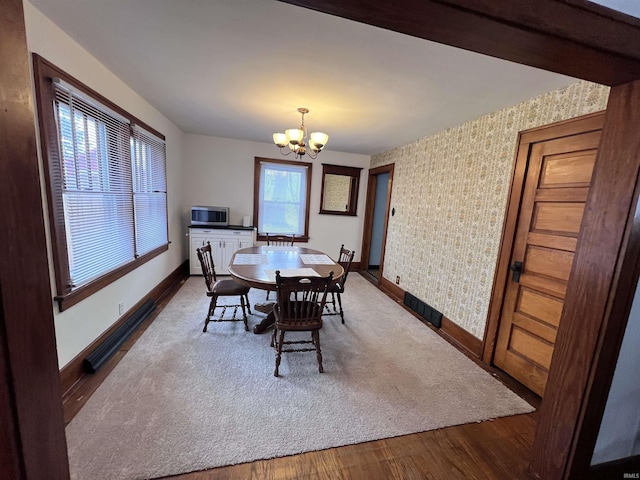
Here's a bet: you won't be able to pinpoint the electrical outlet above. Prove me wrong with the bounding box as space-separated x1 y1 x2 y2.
395 276 400 285
118 301 124 315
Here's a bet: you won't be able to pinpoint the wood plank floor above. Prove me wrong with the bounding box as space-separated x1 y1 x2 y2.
64 274 540 480
162 412 539 480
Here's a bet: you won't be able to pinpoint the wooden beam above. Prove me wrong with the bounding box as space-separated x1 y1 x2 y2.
0 0 70 478
279 0 640 86
530 79 640 479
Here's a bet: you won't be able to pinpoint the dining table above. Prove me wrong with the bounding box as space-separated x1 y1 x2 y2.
228 245 344 334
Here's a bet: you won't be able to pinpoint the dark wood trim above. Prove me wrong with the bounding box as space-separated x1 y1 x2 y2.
6 2 640 480
56 244 169 311
360 164 394 284
441 316 483 359
482 112 605 363
378 274 404 302
589 454 640 480
375 276 499 365
280 0 640 86
350 261 362 271
59 260 189 397
253 157 313 242
530 80 640 479
32 53 170 311
518 111 606 145
32 54 164 140
0 1 70 477
319 163 362 216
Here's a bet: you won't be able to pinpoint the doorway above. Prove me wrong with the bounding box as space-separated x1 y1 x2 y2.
485 112 605 396
361 164 394 285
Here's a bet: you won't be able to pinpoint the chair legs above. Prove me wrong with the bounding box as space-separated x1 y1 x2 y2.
203 296 218 332
312 329 323 373
272 328 323 376
324 292 345 324
274 330 284 377
245 293 252 315
203 294 249 332
336 292 344 324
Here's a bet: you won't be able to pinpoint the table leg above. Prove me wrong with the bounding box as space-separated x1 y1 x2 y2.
252 302 275 334
253 311 275 334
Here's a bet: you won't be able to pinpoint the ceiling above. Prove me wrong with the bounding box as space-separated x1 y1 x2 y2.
28 0 583 156
590 0 640 18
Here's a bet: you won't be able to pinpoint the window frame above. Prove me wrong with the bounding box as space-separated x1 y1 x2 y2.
32 54 168 312
253 157 312 242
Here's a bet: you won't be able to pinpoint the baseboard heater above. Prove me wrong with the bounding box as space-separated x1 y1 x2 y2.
83 298 156 373
404 292 443 329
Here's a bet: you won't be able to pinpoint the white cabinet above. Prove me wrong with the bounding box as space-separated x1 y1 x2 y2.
189 227 255 275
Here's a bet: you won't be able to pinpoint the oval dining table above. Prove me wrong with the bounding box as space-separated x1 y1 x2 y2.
228 245 344 333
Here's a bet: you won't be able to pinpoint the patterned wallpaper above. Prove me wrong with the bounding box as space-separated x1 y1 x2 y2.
371 80 610 339
323 174 351 211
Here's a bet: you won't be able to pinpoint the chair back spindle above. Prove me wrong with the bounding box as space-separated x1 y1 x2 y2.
265 233 295 246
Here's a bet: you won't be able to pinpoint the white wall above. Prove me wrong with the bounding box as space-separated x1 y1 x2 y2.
182 134 370 262
592 276 640 465
24 1 186 368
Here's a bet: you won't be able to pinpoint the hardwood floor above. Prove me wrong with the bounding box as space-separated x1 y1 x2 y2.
63 274 540 480
162 412 539 480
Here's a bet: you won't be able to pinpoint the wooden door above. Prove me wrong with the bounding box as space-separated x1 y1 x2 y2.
493 127 602 396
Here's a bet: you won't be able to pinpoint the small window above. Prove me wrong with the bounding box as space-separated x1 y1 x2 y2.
253 157 312 242
33 54 168 311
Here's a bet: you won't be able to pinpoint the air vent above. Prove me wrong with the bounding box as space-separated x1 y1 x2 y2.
403 292 442 328
83 299 155 373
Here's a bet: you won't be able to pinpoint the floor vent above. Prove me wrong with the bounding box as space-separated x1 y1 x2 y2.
83 298 156 373
403 292 442 329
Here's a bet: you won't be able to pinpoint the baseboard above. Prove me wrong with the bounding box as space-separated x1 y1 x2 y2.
374 276 483 359
590 454 640 480
378 275 404 302
59 260 189 396
351 261 362 271
440 316 483 358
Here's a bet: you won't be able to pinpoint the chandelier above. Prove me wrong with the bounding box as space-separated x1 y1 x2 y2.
273 107 329 159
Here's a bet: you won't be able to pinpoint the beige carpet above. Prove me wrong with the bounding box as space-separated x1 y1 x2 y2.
65 274 534 480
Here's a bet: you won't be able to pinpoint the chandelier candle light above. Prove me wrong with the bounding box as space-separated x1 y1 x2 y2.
273 107 329 159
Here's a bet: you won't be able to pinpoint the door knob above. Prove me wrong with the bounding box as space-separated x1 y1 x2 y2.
510 261 523 283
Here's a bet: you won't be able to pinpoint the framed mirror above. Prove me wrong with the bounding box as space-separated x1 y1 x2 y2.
319 164 363 216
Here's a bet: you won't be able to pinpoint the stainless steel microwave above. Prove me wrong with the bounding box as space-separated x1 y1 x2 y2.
191 206 229 227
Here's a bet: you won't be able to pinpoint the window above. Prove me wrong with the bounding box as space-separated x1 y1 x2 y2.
253 157 312 242
33 54 168 311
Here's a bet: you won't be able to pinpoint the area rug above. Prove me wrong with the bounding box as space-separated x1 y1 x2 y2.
65 274 534 479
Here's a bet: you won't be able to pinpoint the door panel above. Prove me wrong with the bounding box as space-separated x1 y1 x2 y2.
493 129 601 396
532 202 585 233
517 289 563 328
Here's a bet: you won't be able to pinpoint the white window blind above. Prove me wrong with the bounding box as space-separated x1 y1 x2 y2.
52 81 168 290
258 161 308 235
132 125 168 256
54 84 134 288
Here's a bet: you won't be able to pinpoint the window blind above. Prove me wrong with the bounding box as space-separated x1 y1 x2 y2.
131 125 168 256
54 83 134 288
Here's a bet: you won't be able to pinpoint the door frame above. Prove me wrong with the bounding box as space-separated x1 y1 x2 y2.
7 1 640 479
482 111 606 364
360 164 394 284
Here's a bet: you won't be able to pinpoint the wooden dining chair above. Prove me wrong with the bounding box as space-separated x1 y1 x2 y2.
264 233 296 300
324 245 355 324
271 270 333 377
265 233 295 247
196 241 252 333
